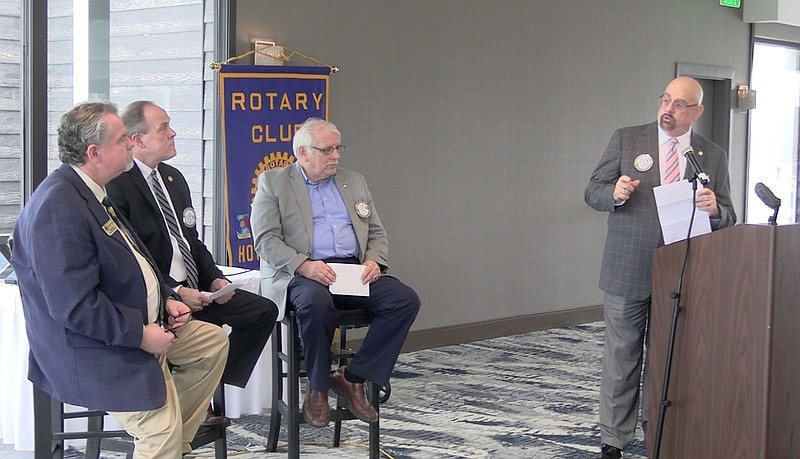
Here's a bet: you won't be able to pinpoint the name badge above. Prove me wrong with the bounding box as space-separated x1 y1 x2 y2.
102 219 119 236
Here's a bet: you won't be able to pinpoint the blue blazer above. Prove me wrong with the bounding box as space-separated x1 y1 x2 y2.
12 164 172 411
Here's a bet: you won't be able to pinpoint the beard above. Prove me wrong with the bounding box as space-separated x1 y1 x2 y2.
659 113 675 131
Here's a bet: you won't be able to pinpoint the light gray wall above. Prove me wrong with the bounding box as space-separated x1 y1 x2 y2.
234 1 752 335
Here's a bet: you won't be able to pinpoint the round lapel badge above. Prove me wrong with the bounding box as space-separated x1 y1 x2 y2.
634 154 654 172
182 207 196 228
354 201 371 218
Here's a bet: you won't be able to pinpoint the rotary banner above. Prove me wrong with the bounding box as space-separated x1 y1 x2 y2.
219 65 331 268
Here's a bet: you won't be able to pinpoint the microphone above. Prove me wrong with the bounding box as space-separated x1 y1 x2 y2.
755 182 781 210
683 147 710 185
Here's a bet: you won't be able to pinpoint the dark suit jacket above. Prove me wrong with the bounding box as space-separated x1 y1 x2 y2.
107 162 223 290
585 122 736 301
12 164 172 411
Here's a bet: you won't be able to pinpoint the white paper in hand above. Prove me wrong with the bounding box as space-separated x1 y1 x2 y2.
328 263 369 297
202 280 246 301
653 180 712 245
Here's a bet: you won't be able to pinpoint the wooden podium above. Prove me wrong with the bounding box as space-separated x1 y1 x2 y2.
646 224 800 458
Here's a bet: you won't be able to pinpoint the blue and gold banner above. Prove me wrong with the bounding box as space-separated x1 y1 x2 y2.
220 65 330 268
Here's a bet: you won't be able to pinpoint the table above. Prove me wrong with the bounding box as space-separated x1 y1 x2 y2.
219 267 273 418
0 283 33 451
0 268 272 451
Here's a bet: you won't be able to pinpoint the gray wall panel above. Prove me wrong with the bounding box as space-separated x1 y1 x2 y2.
234 0 751 334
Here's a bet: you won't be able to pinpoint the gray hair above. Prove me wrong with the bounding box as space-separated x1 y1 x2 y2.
292 118 341 158
57 101 118 165
119 100 157 136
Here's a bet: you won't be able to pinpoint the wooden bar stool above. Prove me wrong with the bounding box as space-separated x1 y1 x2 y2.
33 383 228 459
267 307 383 458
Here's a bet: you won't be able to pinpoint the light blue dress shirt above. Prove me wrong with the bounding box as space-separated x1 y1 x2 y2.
301 169 359 260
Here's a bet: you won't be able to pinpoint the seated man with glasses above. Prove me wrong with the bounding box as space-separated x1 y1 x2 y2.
584 76 736 459
250 118 420 428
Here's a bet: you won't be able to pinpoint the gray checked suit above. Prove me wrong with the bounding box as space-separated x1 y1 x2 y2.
584 121 736 450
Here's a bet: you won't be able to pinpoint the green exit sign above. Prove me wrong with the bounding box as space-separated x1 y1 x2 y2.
720 0 741 8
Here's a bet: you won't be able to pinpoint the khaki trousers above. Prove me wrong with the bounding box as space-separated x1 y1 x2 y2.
108 320 229 459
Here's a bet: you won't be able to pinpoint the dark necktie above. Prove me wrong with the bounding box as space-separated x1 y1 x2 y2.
149 170 199 290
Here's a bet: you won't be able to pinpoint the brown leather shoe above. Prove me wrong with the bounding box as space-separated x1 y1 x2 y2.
201 407 231 427
329 367 378 423
302 383 330 427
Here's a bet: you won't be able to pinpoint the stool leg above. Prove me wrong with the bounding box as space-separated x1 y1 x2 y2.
287 317 301 459
267 323 282 452
368 380 381 458
33 385 62 459
333 323 347 447
84 414 103 459
213 429 227 459
332 399 343 447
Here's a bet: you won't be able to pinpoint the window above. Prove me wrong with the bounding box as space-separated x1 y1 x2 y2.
746 41 800 224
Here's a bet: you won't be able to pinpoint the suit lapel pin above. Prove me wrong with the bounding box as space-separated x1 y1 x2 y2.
183 207 196 228
355 201 371 218
167 175 174 182
634 154 654 172
697 150 704 157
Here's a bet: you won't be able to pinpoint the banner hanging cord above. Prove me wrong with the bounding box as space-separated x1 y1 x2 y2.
209 43 339 73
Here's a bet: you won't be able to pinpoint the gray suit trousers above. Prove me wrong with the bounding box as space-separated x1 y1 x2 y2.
600 292 650 450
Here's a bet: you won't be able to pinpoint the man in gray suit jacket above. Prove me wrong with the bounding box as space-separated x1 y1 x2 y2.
250 118 420 428
585 76 736 459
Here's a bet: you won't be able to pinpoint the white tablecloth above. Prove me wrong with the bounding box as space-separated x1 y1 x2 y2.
0 283 34 451
0 268 272 451
219 267 273 418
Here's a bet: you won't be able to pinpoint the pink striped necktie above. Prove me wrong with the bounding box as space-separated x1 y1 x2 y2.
664 137 680 184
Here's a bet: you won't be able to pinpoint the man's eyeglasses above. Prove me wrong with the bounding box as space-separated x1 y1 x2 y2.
310 145 346 155
658 95 699 112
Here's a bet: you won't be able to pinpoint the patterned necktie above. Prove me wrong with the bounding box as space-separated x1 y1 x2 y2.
149 170 199 290
664 137 681 184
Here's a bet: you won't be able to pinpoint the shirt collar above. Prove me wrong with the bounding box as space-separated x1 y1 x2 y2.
71 164 107 203
298 163 335 186
133 157 157 180
657 126 692 147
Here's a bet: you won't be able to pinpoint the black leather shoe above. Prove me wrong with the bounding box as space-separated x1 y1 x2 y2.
600 444 622 459
201 407 231 427
329 367 378 423
302 383 330 427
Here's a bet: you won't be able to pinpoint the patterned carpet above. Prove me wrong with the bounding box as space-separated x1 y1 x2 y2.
69 322 649 459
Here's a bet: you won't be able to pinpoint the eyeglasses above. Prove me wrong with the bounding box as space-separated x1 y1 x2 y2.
659 95 699 111
310 145 346 155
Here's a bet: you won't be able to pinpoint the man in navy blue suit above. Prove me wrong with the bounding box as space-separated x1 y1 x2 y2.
13 101 229 458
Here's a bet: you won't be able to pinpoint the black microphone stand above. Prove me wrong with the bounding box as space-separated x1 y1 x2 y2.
768 206 779 226
652 175 700 459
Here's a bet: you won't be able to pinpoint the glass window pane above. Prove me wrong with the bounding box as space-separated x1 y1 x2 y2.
747 42 800 224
